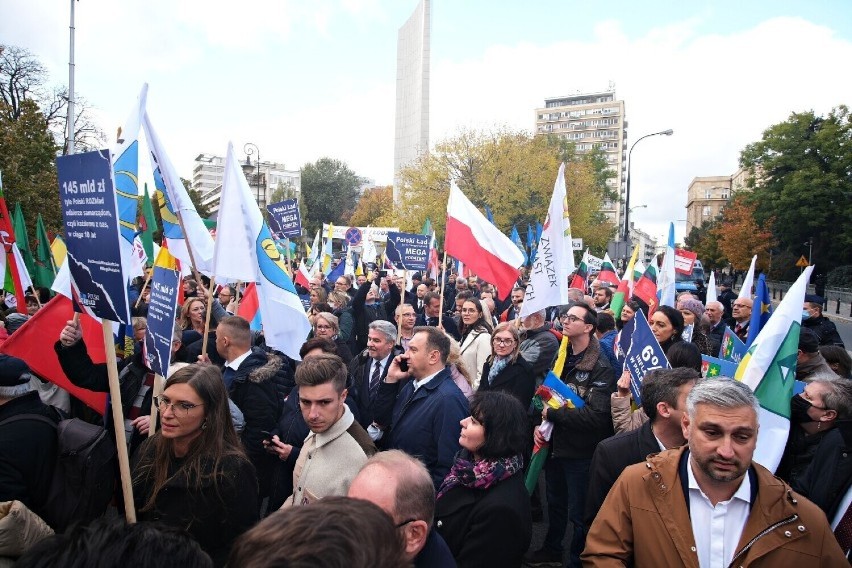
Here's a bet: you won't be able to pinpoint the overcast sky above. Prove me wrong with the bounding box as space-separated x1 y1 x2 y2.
2 0 850 244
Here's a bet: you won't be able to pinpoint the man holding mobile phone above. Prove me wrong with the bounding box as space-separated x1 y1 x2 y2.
371 327 469 489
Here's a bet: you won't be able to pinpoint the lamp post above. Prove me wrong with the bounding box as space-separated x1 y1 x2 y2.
623 129 674 246
244 142 261 206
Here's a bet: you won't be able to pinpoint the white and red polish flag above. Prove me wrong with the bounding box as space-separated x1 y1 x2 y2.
445 181 524 300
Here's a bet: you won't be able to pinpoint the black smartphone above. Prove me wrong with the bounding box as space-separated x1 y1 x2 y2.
260 430 274 444
399 358 409 372
378 270 389 278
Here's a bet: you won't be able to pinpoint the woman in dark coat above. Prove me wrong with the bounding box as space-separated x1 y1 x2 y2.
435 391 532 567
478 322 534 409
132 365 258 566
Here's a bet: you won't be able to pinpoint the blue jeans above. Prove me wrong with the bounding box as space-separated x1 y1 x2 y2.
542 457 592 568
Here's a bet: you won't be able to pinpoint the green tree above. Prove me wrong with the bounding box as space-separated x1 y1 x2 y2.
684 217 725 271
301 158 360 234
713 193 775 272
394 128 616 250
740 105 852 271
0 98 60 238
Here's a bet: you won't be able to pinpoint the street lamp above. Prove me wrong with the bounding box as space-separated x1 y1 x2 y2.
244 142 261 206
623 129 673 245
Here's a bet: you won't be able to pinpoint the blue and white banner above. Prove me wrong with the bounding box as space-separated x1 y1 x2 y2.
266 198 302 239
144 260 180 377
56 150 130 324
385 231 430 271
623 310 670 407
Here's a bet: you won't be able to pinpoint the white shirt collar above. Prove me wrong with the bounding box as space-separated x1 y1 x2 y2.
687 455 751 505
226 349 252 371
414 369 442 391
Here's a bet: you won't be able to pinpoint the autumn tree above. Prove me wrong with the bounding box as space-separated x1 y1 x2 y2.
348 185 393 227
740 105 852 271
301 158 361 234
713 194 775 271
684 218 725 271
392 128 616 251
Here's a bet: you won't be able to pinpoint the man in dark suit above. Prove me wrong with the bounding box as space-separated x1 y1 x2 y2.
584 367 699 527
415 292 461 341
705 300 726 352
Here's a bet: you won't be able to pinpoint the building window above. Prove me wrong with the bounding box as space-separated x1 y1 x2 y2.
702 206 711 217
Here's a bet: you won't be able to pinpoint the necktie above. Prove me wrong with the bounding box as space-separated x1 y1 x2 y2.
835 501 852 551
369 360 382 400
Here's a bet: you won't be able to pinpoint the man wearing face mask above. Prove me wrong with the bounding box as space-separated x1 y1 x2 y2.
795 327 835 381
802 294 845 348
777 373 852 492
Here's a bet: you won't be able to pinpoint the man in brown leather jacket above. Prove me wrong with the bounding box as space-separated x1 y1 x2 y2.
583 377 846 567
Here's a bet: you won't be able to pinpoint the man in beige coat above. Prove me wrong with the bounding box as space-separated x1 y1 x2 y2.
583 377 846 567
282 354 376 507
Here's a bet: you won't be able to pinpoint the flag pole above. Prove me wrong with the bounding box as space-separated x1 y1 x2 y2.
134 271 153 308
438 251 448 327
102 319 136 523
174 210 204 287
201 277 216 356
398 269 407 341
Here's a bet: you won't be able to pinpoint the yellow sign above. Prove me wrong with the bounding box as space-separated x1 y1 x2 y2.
796 255 809 268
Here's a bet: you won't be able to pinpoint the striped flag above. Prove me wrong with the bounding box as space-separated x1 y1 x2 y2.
735 265 813 472
0 173 33 313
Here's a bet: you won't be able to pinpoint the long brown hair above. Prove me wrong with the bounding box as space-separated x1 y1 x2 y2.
459 297 493 337
134 364 248 512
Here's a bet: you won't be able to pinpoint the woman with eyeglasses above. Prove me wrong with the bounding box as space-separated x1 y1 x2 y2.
435 391 532 567
132 364 259 567
458 298 493 390
312 312 353 365
478 323 534 411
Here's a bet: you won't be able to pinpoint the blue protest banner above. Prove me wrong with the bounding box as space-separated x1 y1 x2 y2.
56 150 129 324
144 262 180 377
623 310 670 407
266 198 302 239
386 232 430 272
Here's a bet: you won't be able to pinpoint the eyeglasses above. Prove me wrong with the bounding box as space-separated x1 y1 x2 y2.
154 396 203 417
493 337 515 346
560 314 584 324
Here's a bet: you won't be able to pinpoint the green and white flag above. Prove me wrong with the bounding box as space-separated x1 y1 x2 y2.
735 265 813 473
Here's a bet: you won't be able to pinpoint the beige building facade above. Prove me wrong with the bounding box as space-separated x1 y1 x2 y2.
534 90 627 228
684 167 753 236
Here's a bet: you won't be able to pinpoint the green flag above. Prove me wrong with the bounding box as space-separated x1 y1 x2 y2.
12 203 35 280
33 213 55 289
139 184 158 261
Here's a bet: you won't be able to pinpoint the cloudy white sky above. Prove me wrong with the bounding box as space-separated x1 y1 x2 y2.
2 0 850 244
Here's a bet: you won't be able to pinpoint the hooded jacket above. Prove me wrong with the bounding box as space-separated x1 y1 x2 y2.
229 348 283 462
583 446 847 567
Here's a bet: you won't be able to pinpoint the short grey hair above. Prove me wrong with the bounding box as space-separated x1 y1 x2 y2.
810 373 852 419
369 319 397 342
686 377 760 420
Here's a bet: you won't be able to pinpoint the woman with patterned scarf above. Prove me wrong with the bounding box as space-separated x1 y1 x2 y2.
435 391 532 567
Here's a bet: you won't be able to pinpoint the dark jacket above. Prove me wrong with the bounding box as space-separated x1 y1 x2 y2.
347 345 405 429
416 530 457 568
131 439 259 567
584 420 661 527
373 367 469 488
435 466 532 568
478 355 535 411
794 422 852 520
229 348 282 463
803 316 845 348
519 324 559 384
352 281 400 351
416 313 461 342
55 339 151 454
0 391 58 519
597 330 620 372
548 336 616 459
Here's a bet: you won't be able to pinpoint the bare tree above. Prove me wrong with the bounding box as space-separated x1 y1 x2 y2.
0 44 105 152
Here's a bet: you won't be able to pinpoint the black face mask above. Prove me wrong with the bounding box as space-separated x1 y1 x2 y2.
790 394 817 424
